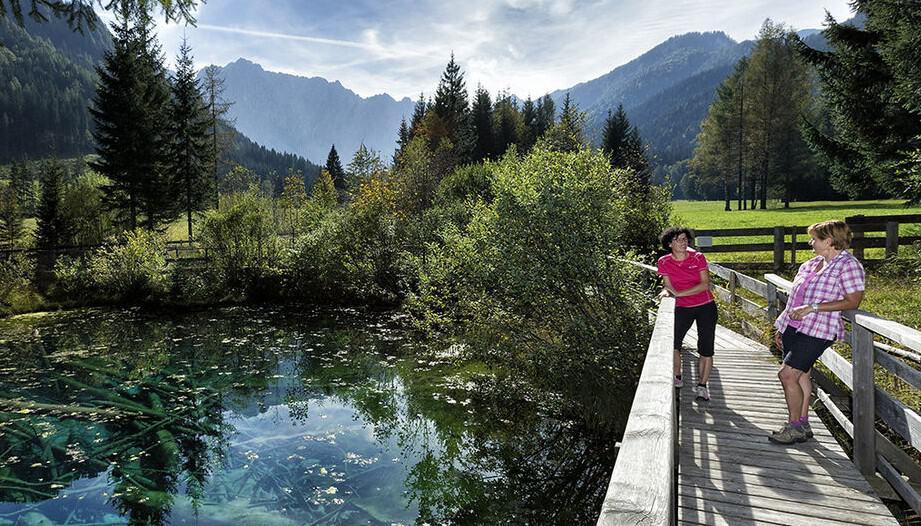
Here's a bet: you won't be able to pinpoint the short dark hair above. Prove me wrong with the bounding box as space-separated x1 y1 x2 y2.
659 226 694 251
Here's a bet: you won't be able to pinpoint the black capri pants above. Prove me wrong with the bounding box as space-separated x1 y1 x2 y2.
674 301 718 357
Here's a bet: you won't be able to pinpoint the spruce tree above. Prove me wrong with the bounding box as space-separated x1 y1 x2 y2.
602 104 652 189
35 159 66 248
432 53 472 162
168 37 211 241
471 85 494 161
0 184 23 248
493 92 522 156
395 117 410 162
521 97 538 151
90 1 172 230
408 92 427 139
797 7 921 201
536 94 556 137
203 64 234 203
325 144 346 200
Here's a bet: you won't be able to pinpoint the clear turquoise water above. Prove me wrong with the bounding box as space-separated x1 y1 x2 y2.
0 307 618 525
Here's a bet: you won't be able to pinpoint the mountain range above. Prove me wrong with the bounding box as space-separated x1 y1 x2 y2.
3 9 850 186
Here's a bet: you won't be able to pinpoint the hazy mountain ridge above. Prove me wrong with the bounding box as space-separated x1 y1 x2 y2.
1 13 319 179
213 58 414 164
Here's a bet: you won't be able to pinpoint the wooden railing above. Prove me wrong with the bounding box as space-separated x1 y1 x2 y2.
712 262 921 514
762 272 921 514
599 260 921 522
596 296 677 526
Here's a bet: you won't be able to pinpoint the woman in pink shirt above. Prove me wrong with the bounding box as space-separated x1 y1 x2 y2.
657 226 718 401
770 220 865 444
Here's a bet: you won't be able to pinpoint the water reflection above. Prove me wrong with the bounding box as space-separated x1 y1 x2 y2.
0 307 621 525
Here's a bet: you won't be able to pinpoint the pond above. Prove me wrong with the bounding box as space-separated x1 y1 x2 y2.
0 307 620 525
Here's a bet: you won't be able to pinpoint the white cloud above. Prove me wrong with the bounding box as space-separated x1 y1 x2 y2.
152 0 853 99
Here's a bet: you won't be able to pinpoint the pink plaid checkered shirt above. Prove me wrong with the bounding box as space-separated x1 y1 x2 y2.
774 250 865 341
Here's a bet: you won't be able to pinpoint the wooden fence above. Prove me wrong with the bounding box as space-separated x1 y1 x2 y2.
694 213 921 271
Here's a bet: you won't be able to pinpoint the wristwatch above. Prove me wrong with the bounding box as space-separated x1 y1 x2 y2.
810 302 819 313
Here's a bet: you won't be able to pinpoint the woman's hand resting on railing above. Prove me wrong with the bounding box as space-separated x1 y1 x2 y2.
774 330 783 350
659 288 673 298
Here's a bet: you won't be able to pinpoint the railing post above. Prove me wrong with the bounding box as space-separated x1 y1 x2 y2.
885 221 899 258
852 319 877 477
729 271 738 306
773 226 784 273
791 230 797 265
766 282 778 322
853 230 865 260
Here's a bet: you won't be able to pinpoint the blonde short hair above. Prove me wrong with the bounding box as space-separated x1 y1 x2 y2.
808 220 852 250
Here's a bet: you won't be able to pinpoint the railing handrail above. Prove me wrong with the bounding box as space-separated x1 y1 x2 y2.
597 297 677 526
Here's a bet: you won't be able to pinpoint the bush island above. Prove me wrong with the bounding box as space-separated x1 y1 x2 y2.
89 229 171 301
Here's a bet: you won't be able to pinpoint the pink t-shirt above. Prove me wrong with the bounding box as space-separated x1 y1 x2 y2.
657 249 714 308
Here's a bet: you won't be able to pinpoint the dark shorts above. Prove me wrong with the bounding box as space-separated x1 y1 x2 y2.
674 301 718 357
781 326 833 373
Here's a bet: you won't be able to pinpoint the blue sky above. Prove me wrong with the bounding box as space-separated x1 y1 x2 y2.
150 0 853 100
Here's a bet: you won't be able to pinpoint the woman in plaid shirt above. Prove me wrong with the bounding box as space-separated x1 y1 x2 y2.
769 220 865 445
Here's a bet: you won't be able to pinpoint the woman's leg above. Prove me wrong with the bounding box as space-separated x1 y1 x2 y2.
695 302 718 385
673 307 695 382
799 373 812 418
778 365 805 421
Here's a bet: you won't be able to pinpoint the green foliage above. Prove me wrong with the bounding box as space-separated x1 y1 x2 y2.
219 163 257 195
279 171 308 236
325 144 346 198
0 253 41 313
797 8 921 201
90 3 174 230
168 38 212 241
35 158 66 248
694 21 816 209
308 169 338 215
0 181 24 247
59 170 115 246
407 146 658 427
200 189 281 293
345 144 384 192
285 172 403 305
88 228 171 300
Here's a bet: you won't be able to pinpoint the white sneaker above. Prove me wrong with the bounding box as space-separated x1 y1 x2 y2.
695 385 710 401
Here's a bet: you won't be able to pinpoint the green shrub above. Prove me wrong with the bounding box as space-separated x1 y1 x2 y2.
284 174 404 305
200 190 281 294
407 146 662 431
0 254 42 314
90 229 171 300
52 255 94 297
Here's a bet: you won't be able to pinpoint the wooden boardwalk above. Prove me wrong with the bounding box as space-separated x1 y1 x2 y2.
677 324 900 526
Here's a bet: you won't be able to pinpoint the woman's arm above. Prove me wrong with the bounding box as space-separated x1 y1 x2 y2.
789 291 864 320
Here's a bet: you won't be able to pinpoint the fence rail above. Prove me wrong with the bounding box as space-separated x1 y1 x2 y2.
694 213 921 271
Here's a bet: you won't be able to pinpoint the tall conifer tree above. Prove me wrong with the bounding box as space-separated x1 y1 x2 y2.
471 85 494 161
325 144 346 201
168 37 211 241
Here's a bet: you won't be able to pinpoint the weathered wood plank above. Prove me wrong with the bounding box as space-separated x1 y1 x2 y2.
878 455 921 517
875 386 921 452
856 312 921 353
875 349 921 391
597 298 676 526
679 485 898 525
679 465 884 502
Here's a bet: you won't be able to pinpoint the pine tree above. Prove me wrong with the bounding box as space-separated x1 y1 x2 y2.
203 64 234 204
796 7 921 201
394 117 410 162
470 85 494 161
539 93 585 152
536 94 556 138
493 91 522 156
168 37 211 241
408 92 427 139
90 1 172 230
602 104 652 189
325 144 346 200
0 183 23 248
521 96 538 151
35 159 66 248
432 53 472 162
